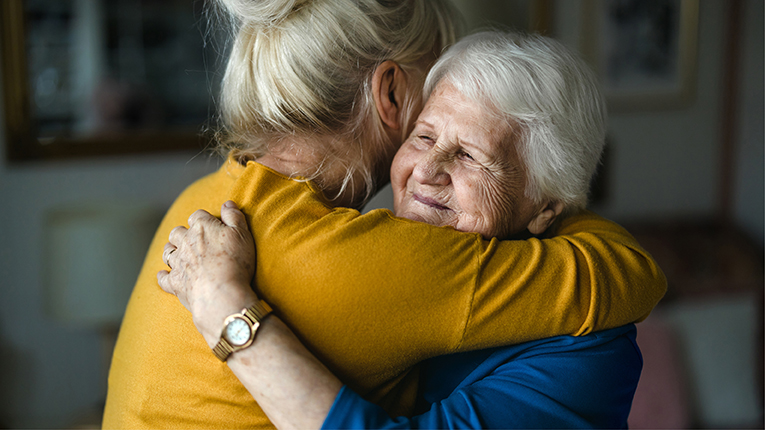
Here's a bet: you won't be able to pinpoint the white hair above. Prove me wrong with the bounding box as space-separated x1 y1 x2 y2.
214 0 459 207
424 31 607 211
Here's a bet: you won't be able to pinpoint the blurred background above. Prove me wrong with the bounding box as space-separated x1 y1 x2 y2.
0 0 761 427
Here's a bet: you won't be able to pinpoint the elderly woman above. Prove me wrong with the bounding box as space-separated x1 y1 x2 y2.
160 32 651 428
104 0 665 427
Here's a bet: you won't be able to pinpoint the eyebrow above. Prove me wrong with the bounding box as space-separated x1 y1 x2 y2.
415 119 435 130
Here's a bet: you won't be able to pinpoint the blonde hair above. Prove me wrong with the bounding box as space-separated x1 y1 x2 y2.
215 0 459 207
424 32 607 212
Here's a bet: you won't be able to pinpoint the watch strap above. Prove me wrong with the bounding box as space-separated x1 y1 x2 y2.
243 300 272 323
212 337 235 361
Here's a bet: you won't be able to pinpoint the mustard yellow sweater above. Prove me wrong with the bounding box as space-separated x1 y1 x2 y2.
103 161 666 429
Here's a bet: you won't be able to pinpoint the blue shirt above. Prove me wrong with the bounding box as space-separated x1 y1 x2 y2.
322 325 641 429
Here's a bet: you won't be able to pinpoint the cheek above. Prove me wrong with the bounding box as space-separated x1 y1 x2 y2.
390 146 416 205
391 144 419 183
463 173 525 238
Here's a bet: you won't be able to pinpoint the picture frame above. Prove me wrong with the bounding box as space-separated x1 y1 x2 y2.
579 0 699 111
0 0 218 162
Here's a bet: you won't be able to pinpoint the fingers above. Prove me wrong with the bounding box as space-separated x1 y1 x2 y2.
157 270 174 294
188 209 219 228
168 225 187 247
221 201 249 231
162 242 177 268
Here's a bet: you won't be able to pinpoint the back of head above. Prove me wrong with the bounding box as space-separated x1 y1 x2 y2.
215 0 459 206
424 31 607 212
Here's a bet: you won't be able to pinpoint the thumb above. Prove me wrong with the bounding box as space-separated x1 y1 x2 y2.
221 201 249 231
157 270 174 295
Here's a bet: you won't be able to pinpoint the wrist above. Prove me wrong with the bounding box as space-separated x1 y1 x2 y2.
195 283 259 348
225 315 284 366
211 299 272 362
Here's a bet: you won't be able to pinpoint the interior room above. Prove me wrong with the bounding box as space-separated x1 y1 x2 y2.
0 0 762 427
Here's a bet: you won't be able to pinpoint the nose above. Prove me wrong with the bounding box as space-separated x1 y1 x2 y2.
412 150 451 186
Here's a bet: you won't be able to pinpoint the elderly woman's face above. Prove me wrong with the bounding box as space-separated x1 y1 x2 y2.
391 81 544 239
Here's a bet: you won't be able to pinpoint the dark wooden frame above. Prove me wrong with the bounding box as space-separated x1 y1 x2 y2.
0 0 209 162
579 0 700 111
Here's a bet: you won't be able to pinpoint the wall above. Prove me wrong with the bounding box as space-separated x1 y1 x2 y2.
556 0 763 228
733 0 764 244
554 0 751 224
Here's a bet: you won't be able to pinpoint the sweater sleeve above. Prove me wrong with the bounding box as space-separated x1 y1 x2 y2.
229 163 664 403
321 327 642 429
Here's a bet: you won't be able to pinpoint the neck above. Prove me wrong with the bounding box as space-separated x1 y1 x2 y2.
256 154 311 179
253 135 322 178
254 137 365 209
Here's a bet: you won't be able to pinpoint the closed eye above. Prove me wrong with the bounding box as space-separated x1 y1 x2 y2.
418 135 436 147
458 150 474 161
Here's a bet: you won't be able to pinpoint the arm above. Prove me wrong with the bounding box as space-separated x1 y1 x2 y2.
159 202 342 430
226 162 665 391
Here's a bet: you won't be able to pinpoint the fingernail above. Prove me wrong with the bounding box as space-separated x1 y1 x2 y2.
224 200 236 208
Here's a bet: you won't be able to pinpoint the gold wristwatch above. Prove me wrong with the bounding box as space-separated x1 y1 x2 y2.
212 300 272 362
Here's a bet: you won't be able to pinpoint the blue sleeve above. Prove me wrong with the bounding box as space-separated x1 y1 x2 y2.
321 329 642 429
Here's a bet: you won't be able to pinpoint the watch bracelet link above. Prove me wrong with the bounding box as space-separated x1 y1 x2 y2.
244 300 272 322
212 339 235 361
212 300 273 362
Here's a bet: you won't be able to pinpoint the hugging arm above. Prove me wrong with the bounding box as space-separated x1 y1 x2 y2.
229 164 666 360
158 202 341 430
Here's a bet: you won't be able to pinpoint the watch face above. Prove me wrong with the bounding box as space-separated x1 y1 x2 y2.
225 317 252 346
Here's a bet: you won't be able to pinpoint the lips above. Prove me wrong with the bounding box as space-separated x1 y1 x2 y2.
413 194 451 211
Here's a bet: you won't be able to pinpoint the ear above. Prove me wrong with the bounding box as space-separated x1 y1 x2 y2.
526 201 565 235
371 60 407 130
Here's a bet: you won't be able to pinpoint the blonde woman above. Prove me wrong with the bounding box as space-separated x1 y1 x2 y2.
104 2 665 429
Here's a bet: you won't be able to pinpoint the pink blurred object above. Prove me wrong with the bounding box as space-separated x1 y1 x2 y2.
628 316 692 429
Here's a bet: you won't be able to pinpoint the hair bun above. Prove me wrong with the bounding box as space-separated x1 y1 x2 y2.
217 0 310 27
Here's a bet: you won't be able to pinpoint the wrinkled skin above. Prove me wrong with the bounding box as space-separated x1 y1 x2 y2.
158 202 258 346
391 81 546 240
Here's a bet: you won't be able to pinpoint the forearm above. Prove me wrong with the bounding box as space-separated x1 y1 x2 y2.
227 316 342 430
159 201 343 429
191 287 341 430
